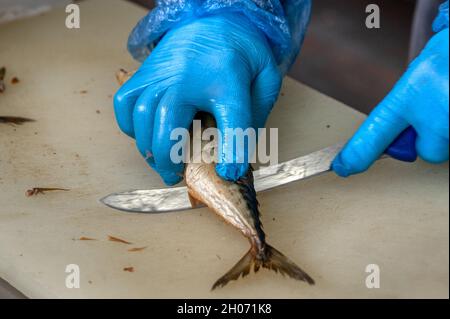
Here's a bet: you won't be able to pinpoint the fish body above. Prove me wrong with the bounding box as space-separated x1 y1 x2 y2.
116 69 314 289
186 162 264 249
184 115 314 289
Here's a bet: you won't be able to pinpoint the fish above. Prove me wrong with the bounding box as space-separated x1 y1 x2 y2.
115 69 314 289
184 116 314 289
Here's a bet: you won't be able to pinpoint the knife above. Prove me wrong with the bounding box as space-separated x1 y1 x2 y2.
101 127 417 213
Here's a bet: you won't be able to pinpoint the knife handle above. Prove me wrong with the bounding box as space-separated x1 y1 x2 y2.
385 126 417 162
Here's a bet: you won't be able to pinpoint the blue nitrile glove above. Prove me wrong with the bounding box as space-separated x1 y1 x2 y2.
115 1 311 185
332 1 449 177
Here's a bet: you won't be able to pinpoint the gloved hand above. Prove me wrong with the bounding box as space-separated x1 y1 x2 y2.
332 27 449 177
114 13 282 185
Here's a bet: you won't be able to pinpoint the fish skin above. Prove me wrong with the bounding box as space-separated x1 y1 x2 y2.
185 162 265 252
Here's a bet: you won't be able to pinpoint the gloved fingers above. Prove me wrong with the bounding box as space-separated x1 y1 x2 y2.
114 70 153 138
415 129 449 163
251 62 282 129
332 98 409 177
133 85 166 168
213 92 253 181
152 88 197 185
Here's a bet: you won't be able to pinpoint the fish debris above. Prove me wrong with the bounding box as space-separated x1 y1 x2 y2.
0 67 5 93
108 235 132 245
0 116 35 125
26 187 69 197
128 246 147 252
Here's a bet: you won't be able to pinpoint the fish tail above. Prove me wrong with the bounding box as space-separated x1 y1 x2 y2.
260 244 315 285
212 249 254 290
211 245 314 290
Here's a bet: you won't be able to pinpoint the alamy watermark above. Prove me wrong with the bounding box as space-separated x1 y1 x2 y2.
65 264 80 289
168 120 279 167
65 4 80 29
366 4 380 29
365 263 380 288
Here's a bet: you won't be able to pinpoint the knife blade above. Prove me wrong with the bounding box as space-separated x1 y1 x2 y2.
100 143 344 213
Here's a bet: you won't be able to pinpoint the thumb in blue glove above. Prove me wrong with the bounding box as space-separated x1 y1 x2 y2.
332 27 449 177
114 14 282 185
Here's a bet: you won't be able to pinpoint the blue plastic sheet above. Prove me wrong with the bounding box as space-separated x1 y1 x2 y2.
433 0 449 32
127 0 311 74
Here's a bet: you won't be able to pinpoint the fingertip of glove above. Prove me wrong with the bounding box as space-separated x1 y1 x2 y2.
216 163 248 181
113 92 135 138
160 171 183 186
331 155 351 178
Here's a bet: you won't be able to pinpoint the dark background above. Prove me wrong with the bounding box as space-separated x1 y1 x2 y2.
129 0 435 114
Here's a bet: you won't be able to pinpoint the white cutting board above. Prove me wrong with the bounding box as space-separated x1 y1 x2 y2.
0 0 448 298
